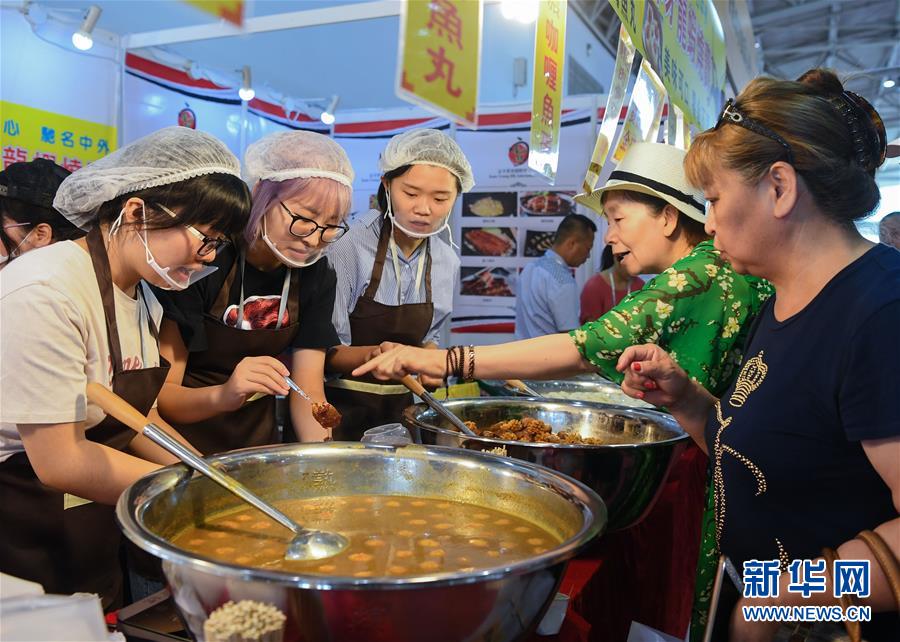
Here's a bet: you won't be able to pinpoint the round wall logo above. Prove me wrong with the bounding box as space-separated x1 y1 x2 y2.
508 139 529 166
178 107 197 129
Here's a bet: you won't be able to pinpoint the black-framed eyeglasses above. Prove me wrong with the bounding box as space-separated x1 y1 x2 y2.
715 99 795 165
281 202 348 244
155 202 230 258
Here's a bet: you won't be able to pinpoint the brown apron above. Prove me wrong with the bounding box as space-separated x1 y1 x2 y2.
169 254 300 455
328 218 434 441
0 226 169 609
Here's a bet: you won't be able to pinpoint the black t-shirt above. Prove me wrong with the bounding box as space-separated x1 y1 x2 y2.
154 245 340 353
706 243 900 569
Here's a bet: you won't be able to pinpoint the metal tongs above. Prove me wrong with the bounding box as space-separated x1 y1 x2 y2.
504 379 543 397
400 375 478 437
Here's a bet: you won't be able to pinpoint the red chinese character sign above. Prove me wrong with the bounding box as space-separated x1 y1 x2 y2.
0 101 116 171
397 0 482 129
529 0 567 183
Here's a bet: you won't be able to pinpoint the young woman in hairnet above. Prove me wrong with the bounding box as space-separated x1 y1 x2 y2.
0 127 251 608
325 128 473 439
154 131 353 448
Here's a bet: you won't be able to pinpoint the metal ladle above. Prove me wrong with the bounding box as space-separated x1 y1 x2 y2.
86 383 348 561
400 375 478 437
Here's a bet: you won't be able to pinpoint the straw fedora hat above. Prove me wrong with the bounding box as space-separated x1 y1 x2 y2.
575 142 706 223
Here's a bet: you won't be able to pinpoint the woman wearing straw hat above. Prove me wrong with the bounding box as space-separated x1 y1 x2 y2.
325 128 473 440
354 141 773 639
0 126 251 607
154 130 353 450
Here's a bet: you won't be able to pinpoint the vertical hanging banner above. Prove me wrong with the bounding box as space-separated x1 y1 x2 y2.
0 101 116 171
608 0 725 129
397 0 482 129
183 1 245 26
529 0 567 183
575 25 635 206
612 61 667 161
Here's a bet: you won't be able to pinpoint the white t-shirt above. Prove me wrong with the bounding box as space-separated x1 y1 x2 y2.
0 241 162 463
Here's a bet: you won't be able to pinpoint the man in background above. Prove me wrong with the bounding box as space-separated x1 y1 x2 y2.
515 213 596 339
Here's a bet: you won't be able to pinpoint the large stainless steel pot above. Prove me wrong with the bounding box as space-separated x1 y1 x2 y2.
117 442 606 642
402 398 688 531
479 377 653 409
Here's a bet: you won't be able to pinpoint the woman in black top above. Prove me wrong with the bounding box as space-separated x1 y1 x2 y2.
618 70 899 641
155 131 353 451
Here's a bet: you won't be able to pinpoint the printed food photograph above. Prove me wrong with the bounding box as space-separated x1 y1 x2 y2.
460 266 515 297
461 227 517 257
462 191 518 217
519 191 576 216
523 229 557 257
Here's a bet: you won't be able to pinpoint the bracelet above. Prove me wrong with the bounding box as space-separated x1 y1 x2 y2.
466 345 475 381
857 529 900 610
455 345 465 379
822 547 861 642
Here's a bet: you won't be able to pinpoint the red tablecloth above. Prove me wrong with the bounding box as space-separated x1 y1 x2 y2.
529 444 709 642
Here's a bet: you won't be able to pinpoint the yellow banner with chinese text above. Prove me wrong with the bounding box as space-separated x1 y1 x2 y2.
608 0 725 129
183 1 244 26
0 101 116 172
529 0 567 183
396 0 482 129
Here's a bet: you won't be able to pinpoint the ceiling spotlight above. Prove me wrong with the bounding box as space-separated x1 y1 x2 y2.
884 79 896 89
71 4 101 51
320 95 339 125
500 0 539 24
239 66 255 102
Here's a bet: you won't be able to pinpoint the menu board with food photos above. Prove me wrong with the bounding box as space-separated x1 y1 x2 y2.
455 188 580 307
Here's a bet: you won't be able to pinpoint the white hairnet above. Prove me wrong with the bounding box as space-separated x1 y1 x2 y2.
244 130 354 189
54 126 241 229
379 129 474 193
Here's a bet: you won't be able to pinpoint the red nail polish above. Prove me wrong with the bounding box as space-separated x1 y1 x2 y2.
636 391 645 399
633 362 642 372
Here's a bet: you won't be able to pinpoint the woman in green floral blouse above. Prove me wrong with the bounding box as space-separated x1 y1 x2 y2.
355 142 772 640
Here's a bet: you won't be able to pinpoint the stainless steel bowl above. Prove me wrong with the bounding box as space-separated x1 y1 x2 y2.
402 398 688 531
117 442 606 642
480 377 653 409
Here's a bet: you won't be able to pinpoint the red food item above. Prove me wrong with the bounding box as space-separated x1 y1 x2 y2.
464 229 512 256
224 296 287 330
312 402 342 429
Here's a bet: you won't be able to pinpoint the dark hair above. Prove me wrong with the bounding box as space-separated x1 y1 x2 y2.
375 164 463 213
600 244 615 271
554 214 597 244
0 160 83 249
94 173 251 238
601 189 710 246
685 68 883 226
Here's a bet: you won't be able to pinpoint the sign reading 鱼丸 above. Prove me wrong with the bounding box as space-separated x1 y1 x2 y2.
397 0 482 129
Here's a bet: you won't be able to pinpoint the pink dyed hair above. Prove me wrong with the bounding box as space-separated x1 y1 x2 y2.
246 177 352 245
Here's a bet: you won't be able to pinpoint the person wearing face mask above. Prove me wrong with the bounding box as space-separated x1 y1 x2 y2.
0 158 82 267
514 213 597 339
153 131 352 449
579 244 646 324
325 128 473 440
352 142 773 640
0 127 250 608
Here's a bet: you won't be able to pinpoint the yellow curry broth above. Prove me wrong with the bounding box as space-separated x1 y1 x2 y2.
170 495 560 577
